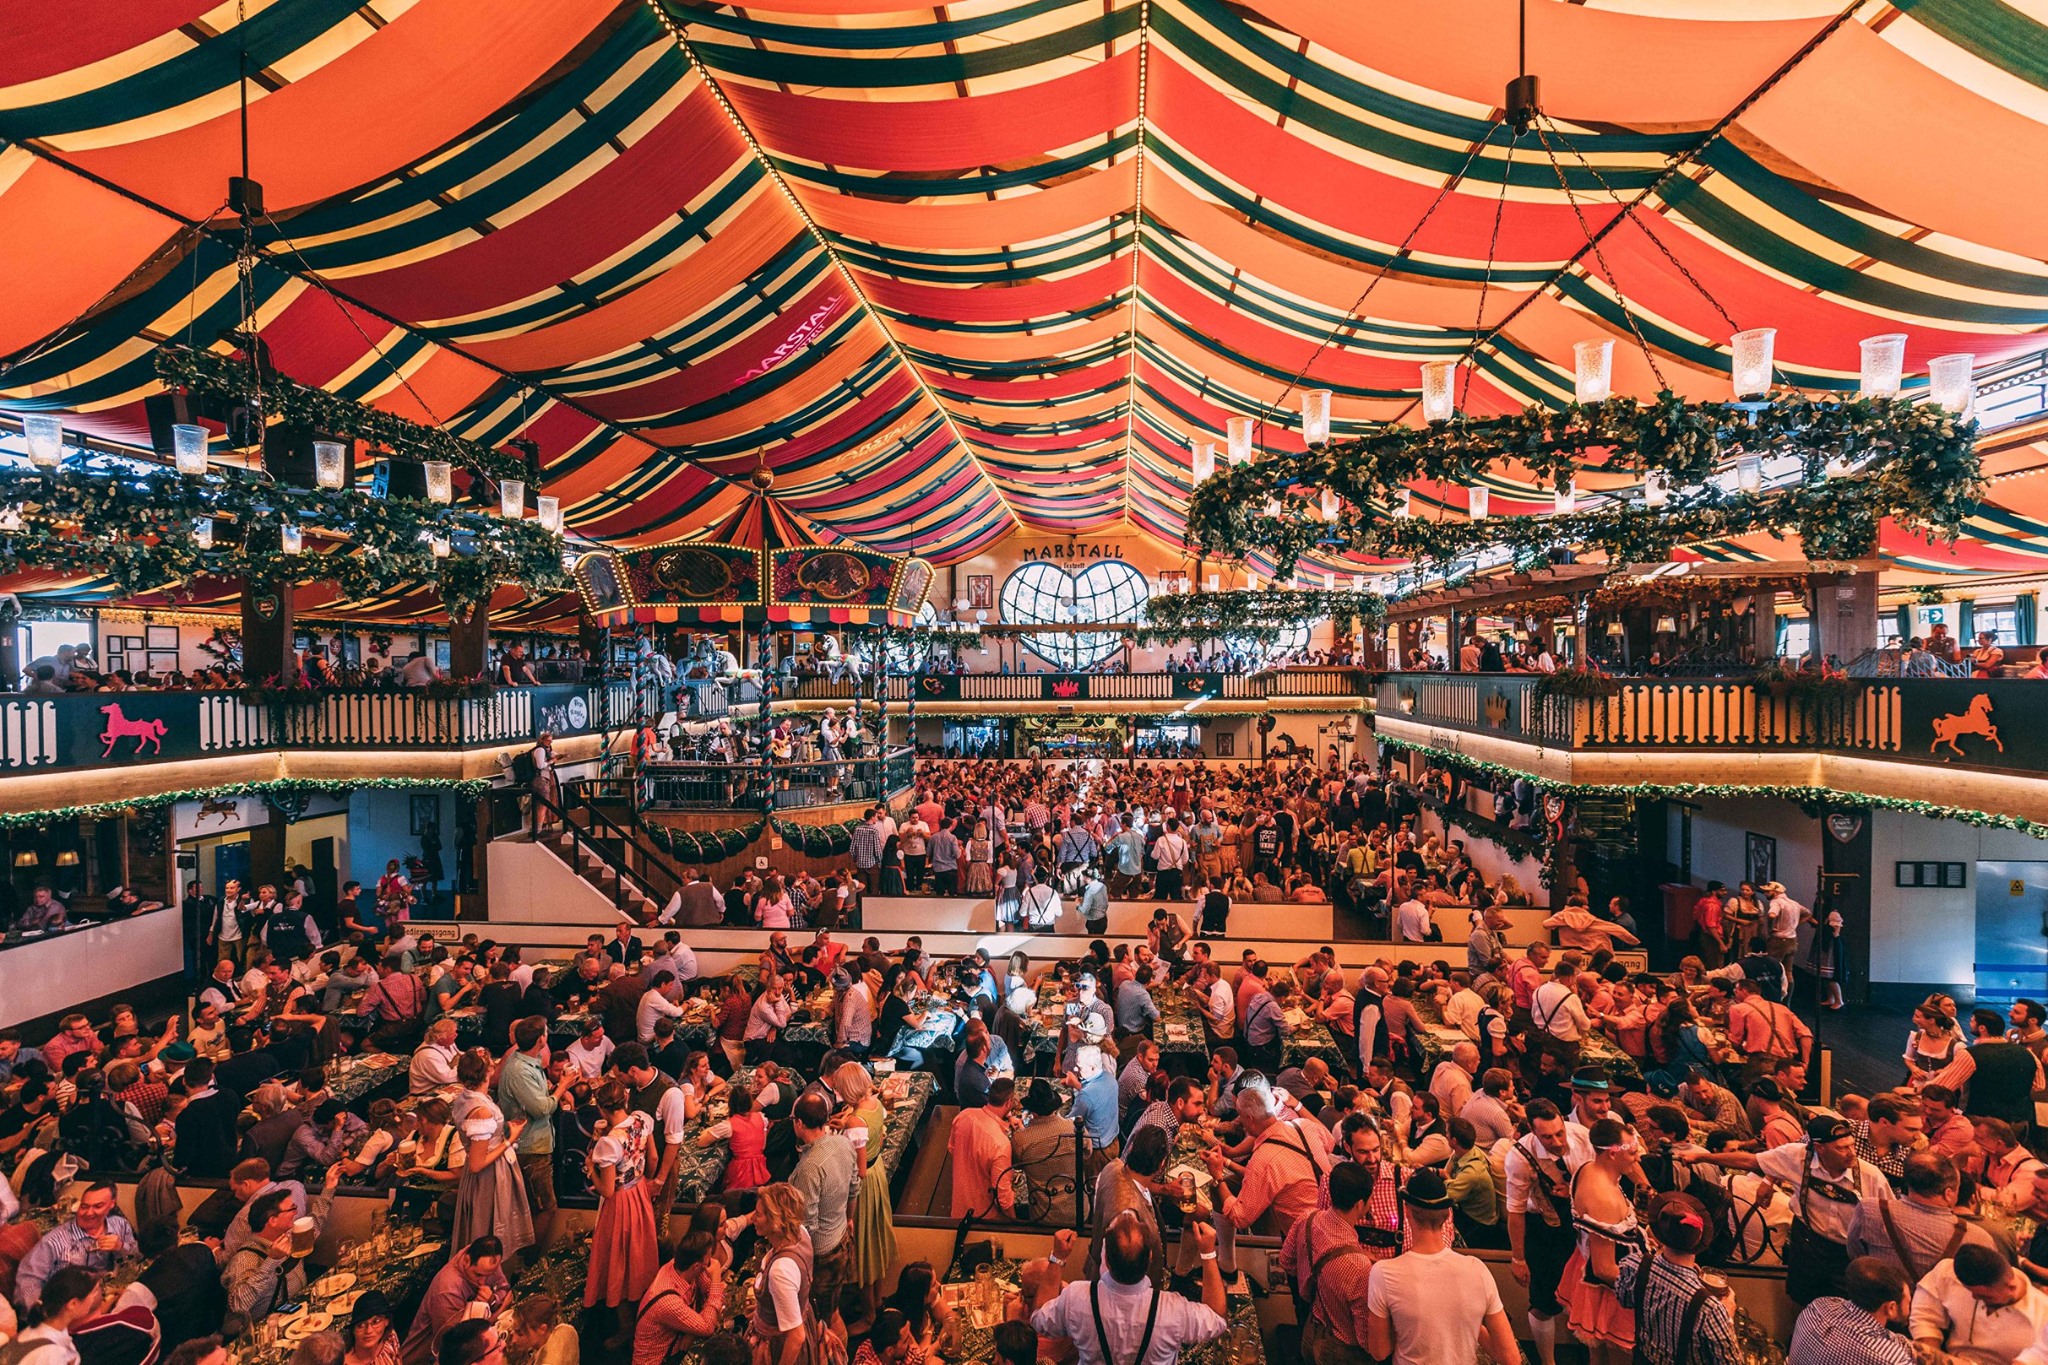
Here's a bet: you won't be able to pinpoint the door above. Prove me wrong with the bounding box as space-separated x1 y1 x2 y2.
214 841 251 898
310 836 340 931
1975 861 2048 1006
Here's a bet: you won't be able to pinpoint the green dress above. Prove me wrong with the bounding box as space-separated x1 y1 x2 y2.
847 1097 896 1289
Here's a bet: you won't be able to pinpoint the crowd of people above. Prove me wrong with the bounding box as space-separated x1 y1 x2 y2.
18 640 595 697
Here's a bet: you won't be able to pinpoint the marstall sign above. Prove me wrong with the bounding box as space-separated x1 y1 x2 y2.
1020 541 1126 563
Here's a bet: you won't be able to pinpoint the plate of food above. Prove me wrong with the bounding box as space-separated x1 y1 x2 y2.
406 1241 444 1259
285 1313 334 1339
325 1292 363 1318
310 1272 356 1299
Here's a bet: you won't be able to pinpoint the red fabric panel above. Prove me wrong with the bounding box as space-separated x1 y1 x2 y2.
1 2 217 84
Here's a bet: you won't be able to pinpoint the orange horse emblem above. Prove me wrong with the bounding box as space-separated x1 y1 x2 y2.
1930 693 2001 758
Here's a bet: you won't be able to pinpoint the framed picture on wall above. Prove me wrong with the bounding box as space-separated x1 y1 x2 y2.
1215 732 1234 756
1745 832 1777 888
967 575 995 611
410 794 438 836
145 651 179 674
145 625 179 650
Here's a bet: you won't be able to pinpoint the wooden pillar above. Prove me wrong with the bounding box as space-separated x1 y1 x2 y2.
1821 807 1872 1009
248 815 287 895
1746 594 1779 664
1809 570 1879 668
449 604 490 681
241 578 299 685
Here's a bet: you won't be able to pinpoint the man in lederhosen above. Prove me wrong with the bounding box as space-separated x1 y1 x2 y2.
1504 1099 1593 1365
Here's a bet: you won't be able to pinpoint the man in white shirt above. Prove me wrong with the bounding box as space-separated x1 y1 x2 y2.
636 972 685 1042
562 1018 612 1080
1910 1245 2048 1365
409 1019 461 1096
1529 961 1591 1072
1018 873 1063 930
1395 897 1433 944
1188 963 1234 1043
1430 1041 1481 1121
1505 1101 1595 1365
1762 881 1805 969
1367 1169 1518 1365
1028 1215 1227 1365
1152 818 1190 901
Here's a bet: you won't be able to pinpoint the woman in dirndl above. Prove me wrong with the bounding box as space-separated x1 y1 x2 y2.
831 1062 896 1310
1555 1119 1645 1365
962 822 994 895
451 1049 534 1262
749 1183 823 1365
585 1078 661 1344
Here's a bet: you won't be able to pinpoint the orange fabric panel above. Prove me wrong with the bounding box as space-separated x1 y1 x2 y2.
0 160 181 357
890 311 1127 362
364 349 496 429
466 190 800 372
1253 0 1831 127
806 163 1132 249
66 0 622 218
637 337 879 446
1738 21 2048 263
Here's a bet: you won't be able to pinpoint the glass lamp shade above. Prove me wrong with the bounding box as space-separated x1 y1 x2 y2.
499 479 525 519
1467 486 1489 520
1605 619 1626 638
1735 454 1763 493
1573 339 1614 405
1859 334 1908 398
1553 478 1576 516
12 851 35 868
1247 573 1261 592
1420 361 1457 424
1191 441 1216 483
54 850 78 867
1205 574 1221 592
1929 354 1976 418
312 440 346 490
430 533 451 559
1351 574 1364 591
1323 571 1336 590
1655 614 1678 634
1643 469 1669 508
1395 489 1412 518
1319 488 1341 521
193 517 214 550
1730 328 1776 400
1227 417 1254 466
536 495 562 534
24 415 64 468
424 460 453 504
1301 389 1332 446
280 524 304 555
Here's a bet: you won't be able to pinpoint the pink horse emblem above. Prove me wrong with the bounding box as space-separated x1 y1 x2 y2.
100 703 169 757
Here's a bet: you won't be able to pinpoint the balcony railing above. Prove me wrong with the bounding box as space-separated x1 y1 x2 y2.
0 679 640 776
639 747 916 810
778 667 1367 705
1376 672 2039 775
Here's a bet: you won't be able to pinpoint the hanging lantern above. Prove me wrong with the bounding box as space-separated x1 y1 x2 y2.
1605 619 1626 638
1351 573 1364 591
1301 390 1332 446
1323 571 1336 590
280 524 304 555
1655 613 1677 634
1730 328 1776 400
1205 574 1221 592
312 441 346 490
1227 417 1254 466
1929 354 1976 418
24 415 64 469
430 533 451 559
1420 361 1457 424
1395 489 1412 519
1468 486 1489 520
424 461 453 504
1573 339 1614 405
1553 478 1576 516
1643 470 1669 508
1247 573 1261 591
1319 488 1340 521
536 495 562 534
193 517 214 549
1191 441 1217 483
499 479 525 519
1736 454 1763 493
1858 334 1907 398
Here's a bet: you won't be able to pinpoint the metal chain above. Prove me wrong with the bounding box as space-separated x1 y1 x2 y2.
1531 123 1667 392
1464 135 1517 412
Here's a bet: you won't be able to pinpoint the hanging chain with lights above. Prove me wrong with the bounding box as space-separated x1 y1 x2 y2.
1179 40 1985 579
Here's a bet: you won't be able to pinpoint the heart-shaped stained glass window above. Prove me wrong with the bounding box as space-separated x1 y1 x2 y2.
1000 560 1150 670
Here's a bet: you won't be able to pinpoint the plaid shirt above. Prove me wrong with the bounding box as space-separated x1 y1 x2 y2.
849 822 883 869
1278 1210 1374 1347
1633 1255 1742 1365
115 1079 171 1126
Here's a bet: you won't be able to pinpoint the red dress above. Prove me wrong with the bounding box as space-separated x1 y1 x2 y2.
722 1111 771 1192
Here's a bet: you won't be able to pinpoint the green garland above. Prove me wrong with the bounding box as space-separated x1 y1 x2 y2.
157 346 529 483
635 815 766 865
1374 735 2048 841
772 816 862 859
0 777 489 831
0 467 568 609
1133 589 1387 646
1186 392 1981 575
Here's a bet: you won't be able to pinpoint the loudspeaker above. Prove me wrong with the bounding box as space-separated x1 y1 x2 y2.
373 459 428 500
264 421 321 488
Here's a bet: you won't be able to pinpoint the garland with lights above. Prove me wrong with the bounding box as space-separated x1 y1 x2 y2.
1186 393 1980 575
634 814 768 865
1132 589 1387 646
0 777 491 832
157 346 530 483
1375 735 2048 842
0 467 568 609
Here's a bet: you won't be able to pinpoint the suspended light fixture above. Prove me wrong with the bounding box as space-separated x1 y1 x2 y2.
1394 489 1412 519
1643 470 1669 508
1730 329 1776 401
1351 574 1364 591
1420 361 1457 425
536 495 562 534
1859 334 1907 398
1319 488 1341 521
1190 441 1217 483
1226 417 1254 466
499 479 525 519
1205 574 1221 592
430 533 451 559
193 517 214 550
1302 390 1332 446
1553 478 1576 516
24 415 65 469
1468 486 1489 520
1605 619 1626 638
1247 573 1261 592
1928 354 1977 418
1655 614 1678 634
1736 455 1763 493
1324 571 1336 590
312 440 346 490
1573 339 1613 405
280 524 304 555
424 461 453 504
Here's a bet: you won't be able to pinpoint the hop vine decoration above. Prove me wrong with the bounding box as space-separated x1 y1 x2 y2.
1134 589 1387 646
0 466 568 609
636 816 767 864
1184 392 1981 575
0 777 489 831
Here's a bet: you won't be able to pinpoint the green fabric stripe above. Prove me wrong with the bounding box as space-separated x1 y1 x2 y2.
832 230 1129 285
776 132 1135 198
690 8 1138 88
0 0 364 138
872 296 1129 334
1895 0 2048 92
671 0 1084 50
1145 301 1416 399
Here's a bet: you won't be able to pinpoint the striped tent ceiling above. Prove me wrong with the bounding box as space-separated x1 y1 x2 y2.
5 0 2048 581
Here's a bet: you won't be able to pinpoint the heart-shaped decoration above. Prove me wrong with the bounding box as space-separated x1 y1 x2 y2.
999 560 1151 669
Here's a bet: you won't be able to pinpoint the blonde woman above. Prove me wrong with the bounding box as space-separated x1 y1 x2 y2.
748 1183 821 1365
831 1062 896 1307
451 1049 533 1259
